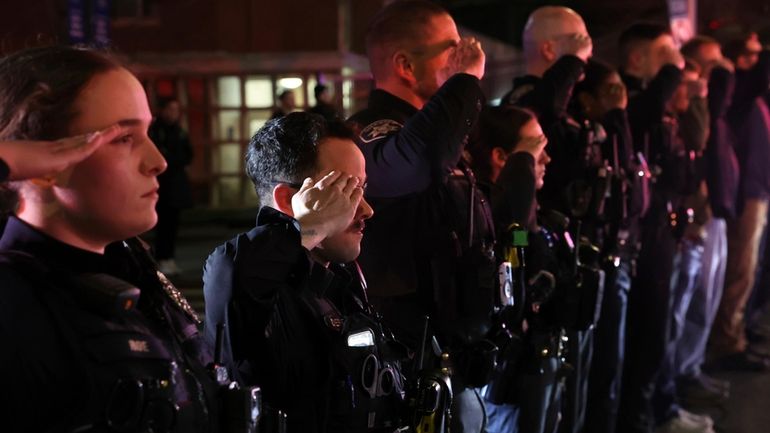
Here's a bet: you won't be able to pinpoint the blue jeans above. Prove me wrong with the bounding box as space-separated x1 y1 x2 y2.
653 237 705 423
481 392 520 433
674 218 727 378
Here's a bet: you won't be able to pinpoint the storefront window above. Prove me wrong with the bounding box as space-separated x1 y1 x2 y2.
213 110 241 141
213 143 241 175
245 76 274 108
215 76 241 107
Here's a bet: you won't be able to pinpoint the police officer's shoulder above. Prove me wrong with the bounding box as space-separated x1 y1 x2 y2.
356 118 404 144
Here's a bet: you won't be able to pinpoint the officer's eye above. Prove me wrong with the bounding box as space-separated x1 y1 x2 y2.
112 134 134 145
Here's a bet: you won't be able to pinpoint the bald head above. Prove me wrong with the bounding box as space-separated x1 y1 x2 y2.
522 7 590 75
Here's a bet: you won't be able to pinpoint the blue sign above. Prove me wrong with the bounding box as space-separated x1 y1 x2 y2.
92 0 111 46
68 0 86 43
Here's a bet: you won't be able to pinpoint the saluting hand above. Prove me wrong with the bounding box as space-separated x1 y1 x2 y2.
660 45 686 70
441 37 486 81
291 171 363 250
555 33 593 62
0 124 123 181
600 81 628 111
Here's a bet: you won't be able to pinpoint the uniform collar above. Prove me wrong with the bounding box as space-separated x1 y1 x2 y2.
0 216 114 274
512 74 540 89
255 206 302 233
368 89 419 118
620 70 645 92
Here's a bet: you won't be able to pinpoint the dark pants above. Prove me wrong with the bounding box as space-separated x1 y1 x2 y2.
585 261 631 433
518 332 564 433
155 205 182 260
559 328 593 433
451 385 487 433
618 222 677 433
653 238 704 422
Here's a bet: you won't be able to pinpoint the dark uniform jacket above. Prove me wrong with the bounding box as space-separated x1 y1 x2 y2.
727 51 770 210
202 206 405 433
0 216 218 433
504 55 587 220
149 119 194 209
706 67 740 219
621 65 686 225
347 73 493 350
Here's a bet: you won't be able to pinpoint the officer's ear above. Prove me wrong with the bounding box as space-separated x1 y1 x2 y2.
491 147 509 171
271 183 296 218
393 50 417 85
541 40 557 63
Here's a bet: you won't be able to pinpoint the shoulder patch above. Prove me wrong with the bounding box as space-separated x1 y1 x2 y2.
359 119 403 144
507 84 535 106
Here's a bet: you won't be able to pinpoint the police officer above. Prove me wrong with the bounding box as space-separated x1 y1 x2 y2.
616 23 714 433
0 46 224 433
347 1 492 431
503 8 602 433
571 59 643 433
203 113 407 433
469 105 564 433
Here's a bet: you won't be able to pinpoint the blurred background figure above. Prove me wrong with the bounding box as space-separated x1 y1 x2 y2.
271 89 296 119
149 97 193 276
308 83 339 121
710 31 770 371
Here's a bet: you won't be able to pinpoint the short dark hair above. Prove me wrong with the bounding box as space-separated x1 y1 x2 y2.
365 0 449 78
723 32 757 61
618 22 671 66
680 35 720 60
277 90 293 102
314 84 328 100
245 112 355 204
469 105 536 182
156 97 179 111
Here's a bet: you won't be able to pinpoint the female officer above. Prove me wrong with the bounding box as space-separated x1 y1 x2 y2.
0 46 222 432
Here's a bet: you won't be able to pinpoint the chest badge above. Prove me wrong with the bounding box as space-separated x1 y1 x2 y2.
324 313 344 332
128 339 149 353
359 119 403 143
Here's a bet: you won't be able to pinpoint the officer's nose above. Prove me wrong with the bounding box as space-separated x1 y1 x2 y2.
141 138 167 176
357 197 374 221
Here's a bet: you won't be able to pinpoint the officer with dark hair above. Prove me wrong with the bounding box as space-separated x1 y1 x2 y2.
0 45 229 433
571 59 643 433
468 105 564 433
616 23 714 433
203 112 407 433
347 1 492 431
